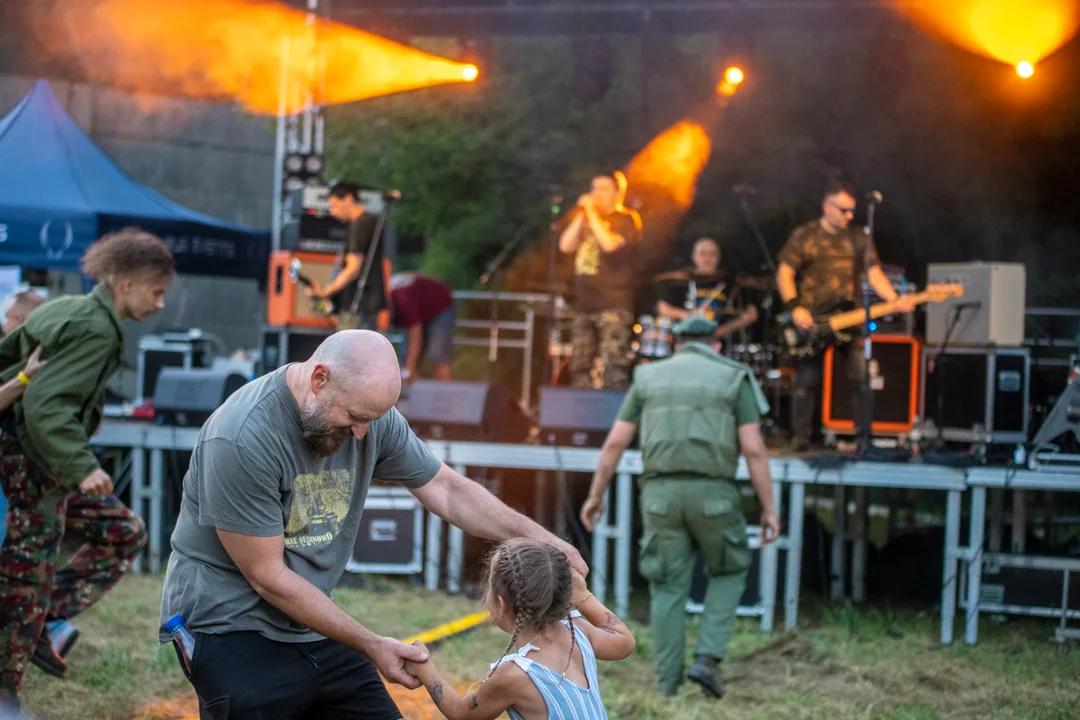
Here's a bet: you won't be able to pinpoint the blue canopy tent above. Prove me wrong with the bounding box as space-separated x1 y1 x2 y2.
0 80 269 280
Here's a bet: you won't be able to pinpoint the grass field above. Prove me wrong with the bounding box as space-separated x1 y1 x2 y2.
17 574 1080 720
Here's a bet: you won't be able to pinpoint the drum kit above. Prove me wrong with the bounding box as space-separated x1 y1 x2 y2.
634 269 791 388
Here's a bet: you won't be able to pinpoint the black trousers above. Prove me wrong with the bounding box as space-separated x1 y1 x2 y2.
175 631 402 720
791 340 868 444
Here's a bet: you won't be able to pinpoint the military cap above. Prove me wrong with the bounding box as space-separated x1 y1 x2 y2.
673 315 717 337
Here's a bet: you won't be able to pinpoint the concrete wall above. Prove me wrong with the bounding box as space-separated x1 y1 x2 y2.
0 74 276 399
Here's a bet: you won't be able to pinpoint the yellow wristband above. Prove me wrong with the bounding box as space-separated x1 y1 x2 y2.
17 371 30 386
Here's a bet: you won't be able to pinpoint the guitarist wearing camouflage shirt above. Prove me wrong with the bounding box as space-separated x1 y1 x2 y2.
776 179 913 451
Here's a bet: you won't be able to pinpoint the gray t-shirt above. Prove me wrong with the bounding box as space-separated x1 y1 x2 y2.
158 366 441 643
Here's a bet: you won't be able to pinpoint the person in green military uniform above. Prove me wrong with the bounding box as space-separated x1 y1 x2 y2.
580 315 780 699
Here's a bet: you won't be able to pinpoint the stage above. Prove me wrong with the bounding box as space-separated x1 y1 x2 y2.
90 420 1080 645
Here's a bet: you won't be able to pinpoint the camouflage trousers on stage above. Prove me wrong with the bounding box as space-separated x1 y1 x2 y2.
0 437 147 695
570 310 633 390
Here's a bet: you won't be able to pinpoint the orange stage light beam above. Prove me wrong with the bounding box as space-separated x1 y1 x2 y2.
625 121 712 211
32 0 478 114
893 0 1080 73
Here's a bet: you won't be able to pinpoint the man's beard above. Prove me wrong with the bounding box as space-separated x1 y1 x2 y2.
300 397 351 457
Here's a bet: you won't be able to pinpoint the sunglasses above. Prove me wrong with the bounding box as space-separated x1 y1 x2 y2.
830 202 856 216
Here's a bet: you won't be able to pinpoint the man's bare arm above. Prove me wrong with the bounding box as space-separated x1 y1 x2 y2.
318 253 363 297
776 262 798 304
866 265 898 302
559 212 587 254
580 420 637 531
411 465 588 576
656 299 690 321
216 530 427 687
584 206 625 253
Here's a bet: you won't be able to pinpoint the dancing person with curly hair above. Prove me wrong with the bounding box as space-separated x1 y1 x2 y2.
407 539 635 720
0 228 173 709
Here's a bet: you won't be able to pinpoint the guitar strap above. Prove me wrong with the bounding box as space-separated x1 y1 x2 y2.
348 210 389 316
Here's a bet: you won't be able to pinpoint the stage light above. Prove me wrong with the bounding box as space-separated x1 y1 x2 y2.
462 65 479 82
1017 60 1034 77
724 66 745 86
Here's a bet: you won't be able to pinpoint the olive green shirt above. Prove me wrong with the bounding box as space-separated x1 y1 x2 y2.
0 284 124 489
618 365 761 428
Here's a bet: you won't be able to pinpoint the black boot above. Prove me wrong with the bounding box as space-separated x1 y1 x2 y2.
687 655 725 699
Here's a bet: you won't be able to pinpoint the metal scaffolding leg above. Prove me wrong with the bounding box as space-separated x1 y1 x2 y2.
964 486 987 646
831 485 847 600
785 481 806 631
940 489 962 645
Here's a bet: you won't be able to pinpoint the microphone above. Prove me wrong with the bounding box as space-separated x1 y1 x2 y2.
383 190 402 201
866 190 883 204
955 300 982 312
733 182 756 195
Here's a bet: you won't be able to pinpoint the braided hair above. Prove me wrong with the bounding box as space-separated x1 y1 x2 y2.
482 539 577 684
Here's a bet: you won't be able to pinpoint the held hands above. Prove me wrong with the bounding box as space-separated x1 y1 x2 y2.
579 495 606 532
24 346 47 379
79 468 113 497
760 511 781 545
791 306 815 330
374 636 429 689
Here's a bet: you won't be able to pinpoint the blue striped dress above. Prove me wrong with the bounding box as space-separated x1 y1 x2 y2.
490 615 608 720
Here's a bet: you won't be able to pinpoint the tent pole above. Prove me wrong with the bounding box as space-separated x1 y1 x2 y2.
271 36 290 254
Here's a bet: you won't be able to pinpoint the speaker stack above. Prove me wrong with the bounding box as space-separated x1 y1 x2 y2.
920 262 1030 446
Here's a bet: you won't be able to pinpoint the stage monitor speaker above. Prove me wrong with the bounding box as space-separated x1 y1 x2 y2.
822 334 920 435
538 387 626 448
260 325 335 375
267 250 338 328
153 368 248 426
399 380 530 443
926 262 1025 346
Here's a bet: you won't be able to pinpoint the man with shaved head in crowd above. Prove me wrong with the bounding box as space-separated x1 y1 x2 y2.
160 329 587 719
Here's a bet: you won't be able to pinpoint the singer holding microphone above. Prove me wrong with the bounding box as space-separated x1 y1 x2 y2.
776 179 914 451
559 173 641 390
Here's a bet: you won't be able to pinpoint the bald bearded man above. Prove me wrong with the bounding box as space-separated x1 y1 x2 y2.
159 330 587 720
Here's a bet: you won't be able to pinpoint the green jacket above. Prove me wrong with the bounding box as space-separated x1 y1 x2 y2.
0 284 124 489
630 342 770 480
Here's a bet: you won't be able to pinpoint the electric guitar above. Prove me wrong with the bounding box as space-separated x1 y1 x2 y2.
289 259 337 316
778 283 964 358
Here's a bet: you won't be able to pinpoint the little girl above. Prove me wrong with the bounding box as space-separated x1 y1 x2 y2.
405 539 636 720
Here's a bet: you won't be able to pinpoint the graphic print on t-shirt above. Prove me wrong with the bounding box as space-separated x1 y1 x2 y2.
575 234 602 276
284 470 354 549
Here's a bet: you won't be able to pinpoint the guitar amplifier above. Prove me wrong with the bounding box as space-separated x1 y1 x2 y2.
926 262 1026 346
822 334 920 435
267 250 337 328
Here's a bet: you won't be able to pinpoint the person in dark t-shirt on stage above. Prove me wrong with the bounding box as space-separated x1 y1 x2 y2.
389 273 456 382
309 181 390 331
559 173 641 390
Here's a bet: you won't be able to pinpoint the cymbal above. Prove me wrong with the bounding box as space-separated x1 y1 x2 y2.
653 270 693 283
736 275 775 290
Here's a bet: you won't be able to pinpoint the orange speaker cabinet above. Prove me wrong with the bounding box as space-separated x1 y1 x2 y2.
822 334 921 435
267 251 338 328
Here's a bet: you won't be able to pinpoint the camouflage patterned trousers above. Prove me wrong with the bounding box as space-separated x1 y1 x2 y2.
0 438 147 695
570 310 633 390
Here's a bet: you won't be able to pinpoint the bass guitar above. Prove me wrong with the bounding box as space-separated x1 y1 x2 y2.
289 259 337 317
778 283 964 358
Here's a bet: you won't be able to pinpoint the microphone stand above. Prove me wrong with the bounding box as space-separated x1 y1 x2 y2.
735 189 781 435
480 222 534 384
546 195 566 388
858 197 879 457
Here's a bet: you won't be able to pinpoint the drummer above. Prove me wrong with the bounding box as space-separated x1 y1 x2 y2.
656 238 758 339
